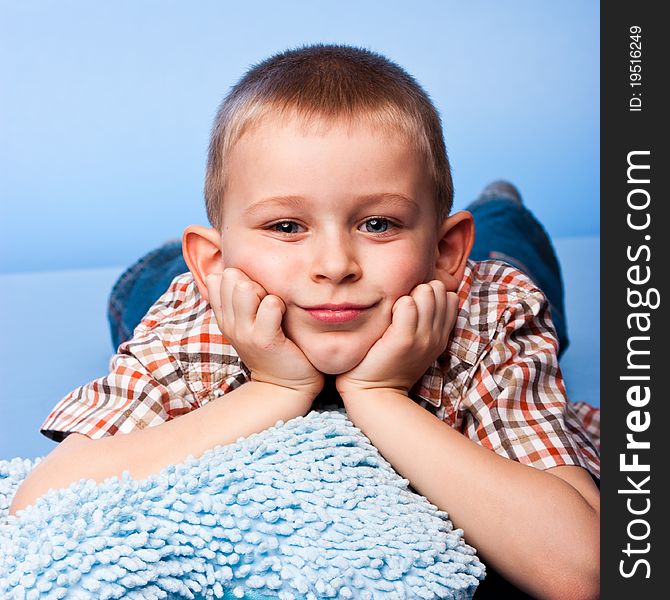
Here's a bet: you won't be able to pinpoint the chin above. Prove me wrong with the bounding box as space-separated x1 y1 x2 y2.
300 339 371 375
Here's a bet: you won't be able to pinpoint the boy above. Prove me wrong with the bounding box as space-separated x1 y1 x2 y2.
11 44 599 599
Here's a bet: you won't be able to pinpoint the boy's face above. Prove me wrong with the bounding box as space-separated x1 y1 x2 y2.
219 115 441 375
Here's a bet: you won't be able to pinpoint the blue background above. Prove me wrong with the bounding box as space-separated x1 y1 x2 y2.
1 1 599 274
0 1 601 459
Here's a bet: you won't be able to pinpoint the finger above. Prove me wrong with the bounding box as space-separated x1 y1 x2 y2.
205 273 224 331
410 283 436 337
428 280 448 337
220 268 242 331
254 295 286 345
390 295 418 339
232 278 266 331
444 292 459 336
221 268 266 331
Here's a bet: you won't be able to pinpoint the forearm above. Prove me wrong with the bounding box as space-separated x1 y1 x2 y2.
342 390 599 600
11 382 312 515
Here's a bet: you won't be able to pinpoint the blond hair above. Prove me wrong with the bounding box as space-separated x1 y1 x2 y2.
205 44 453 228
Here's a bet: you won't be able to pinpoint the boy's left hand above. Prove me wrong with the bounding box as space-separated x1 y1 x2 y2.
336 280 459 399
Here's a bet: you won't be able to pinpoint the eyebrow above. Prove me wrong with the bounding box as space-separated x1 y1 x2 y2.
242 193 419 216
242 195 308 217
355 193 420 211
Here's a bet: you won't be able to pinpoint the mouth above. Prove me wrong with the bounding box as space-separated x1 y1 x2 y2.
301 303 376 324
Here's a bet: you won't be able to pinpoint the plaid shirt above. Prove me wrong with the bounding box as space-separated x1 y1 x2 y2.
41 260 600 479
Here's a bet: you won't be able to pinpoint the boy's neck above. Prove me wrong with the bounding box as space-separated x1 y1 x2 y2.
312 376 344 410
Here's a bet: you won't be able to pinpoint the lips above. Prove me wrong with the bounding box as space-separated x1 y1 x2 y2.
302 303 375 324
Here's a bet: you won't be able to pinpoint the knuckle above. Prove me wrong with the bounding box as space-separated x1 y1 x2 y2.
400 295 416 308
263 295 279 307
222 268 237 283
431 279 446 294
395 335 415 353
264 295 284 313
393 296 413 315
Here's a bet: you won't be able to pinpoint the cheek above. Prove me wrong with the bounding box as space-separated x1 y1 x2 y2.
222 240 297 296
371 244 435 299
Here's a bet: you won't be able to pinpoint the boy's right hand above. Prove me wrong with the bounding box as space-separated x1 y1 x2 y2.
205 268 324 402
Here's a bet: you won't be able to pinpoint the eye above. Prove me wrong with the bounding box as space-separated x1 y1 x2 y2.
270 221 303 234
360 217 396 235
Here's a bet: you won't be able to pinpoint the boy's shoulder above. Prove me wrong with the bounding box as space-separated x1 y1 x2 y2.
124 272 245 394
463 258 542 295
133 272 209 336
449 258 551 363
413 257 564 428
458 258 547 320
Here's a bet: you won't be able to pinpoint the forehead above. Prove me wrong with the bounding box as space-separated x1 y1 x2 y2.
225 112 432 202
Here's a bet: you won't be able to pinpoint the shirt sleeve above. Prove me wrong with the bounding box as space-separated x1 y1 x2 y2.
459 287 600 479
40 332 198 442
41 272 249 443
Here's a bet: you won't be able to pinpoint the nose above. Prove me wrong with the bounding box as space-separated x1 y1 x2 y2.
310 228 362 284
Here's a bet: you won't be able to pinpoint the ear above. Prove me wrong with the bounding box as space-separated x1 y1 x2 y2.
434 210 475 292
182 225 224 302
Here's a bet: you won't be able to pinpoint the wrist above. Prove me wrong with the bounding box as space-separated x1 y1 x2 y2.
247 378 321 409
339 386 409 405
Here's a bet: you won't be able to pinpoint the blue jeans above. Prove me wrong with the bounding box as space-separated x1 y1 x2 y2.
108 196 568 356
468 197 568 355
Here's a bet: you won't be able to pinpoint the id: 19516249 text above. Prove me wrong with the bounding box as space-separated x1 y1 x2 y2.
629 25 643 112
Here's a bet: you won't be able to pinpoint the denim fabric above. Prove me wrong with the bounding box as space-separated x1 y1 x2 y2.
108 200 568 357
108 240 188 350
467 197 568 356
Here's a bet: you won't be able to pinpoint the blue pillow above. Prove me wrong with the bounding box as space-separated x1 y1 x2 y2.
1 410 485 599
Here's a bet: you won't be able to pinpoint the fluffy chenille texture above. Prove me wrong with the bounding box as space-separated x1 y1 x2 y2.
0 410 485 599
